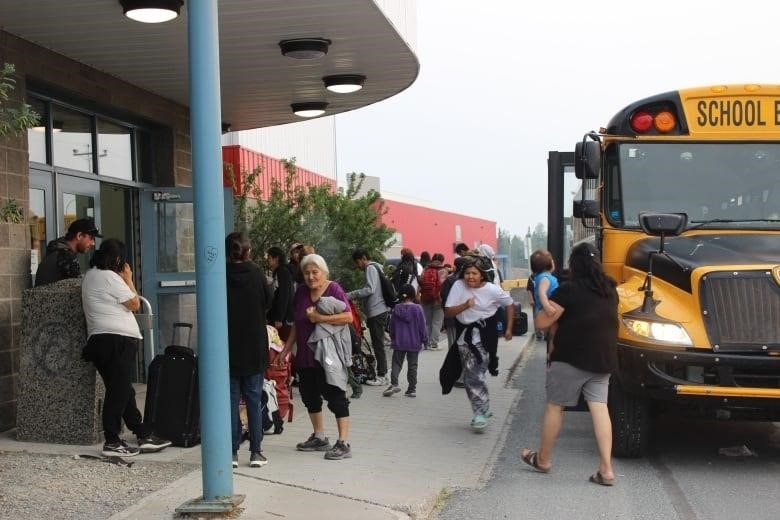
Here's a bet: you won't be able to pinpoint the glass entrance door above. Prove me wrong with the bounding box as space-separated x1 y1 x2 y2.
29 171 101 280
139 187 234 371
57 175 101 274
29 170 54 278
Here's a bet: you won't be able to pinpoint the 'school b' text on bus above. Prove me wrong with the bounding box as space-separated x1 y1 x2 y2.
549 84 780 458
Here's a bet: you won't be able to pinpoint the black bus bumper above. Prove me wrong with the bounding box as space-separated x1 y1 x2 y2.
616 342 780 420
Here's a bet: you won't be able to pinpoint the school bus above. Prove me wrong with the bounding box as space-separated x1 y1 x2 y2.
549 84 780 457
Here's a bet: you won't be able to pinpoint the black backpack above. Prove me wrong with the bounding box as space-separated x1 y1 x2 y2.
370 262 398 308
440 273 458 310
391 261 416 292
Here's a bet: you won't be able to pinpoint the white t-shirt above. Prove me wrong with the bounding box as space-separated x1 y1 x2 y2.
82 268 142 339
445 279 513 345
411 261 423 292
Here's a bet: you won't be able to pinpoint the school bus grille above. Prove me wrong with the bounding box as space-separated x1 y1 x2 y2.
700 270 780 352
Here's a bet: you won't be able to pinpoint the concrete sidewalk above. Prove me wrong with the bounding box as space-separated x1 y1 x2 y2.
0 334 531 519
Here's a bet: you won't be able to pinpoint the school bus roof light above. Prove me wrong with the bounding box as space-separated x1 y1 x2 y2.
630 111 654 133
654 110 676 133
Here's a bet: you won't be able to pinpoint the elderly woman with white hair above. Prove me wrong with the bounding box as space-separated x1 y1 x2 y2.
278 254 354 460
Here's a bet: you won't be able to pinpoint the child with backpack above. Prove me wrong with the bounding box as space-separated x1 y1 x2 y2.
419 253 448 350
384 284 428 398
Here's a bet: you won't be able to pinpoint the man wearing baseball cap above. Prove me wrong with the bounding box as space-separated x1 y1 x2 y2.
34 217 102 287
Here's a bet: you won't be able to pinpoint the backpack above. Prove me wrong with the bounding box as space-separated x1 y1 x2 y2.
370 262 398 308
440 273 458 310
391 261 417 292
420 265 443 303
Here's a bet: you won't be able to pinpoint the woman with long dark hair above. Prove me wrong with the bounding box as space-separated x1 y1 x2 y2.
82 239 171 457
225 231 272 468
266 245 295 342
520 242 619 486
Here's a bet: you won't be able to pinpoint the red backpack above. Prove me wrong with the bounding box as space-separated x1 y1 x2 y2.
420 265 443 303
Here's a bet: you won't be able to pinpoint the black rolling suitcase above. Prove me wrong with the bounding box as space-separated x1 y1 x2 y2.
513 304 528 336
144 322 200 447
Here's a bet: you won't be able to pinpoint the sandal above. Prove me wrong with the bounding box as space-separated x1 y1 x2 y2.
588 471 615 487
520 448 550 473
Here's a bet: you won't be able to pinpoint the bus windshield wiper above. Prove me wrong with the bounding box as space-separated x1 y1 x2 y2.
687 218 780 230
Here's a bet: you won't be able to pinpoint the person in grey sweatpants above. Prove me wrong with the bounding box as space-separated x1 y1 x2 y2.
348 249 392 385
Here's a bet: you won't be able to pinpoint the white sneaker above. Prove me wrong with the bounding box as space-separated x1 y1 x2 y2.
365 376 387 386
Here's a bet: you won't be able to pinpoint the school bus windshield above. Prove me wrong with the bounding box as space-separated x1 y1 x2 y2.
608 142 780 229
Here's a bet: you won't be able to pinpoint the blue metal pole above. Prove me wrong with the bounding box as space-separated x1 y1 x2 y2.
187 0 233 500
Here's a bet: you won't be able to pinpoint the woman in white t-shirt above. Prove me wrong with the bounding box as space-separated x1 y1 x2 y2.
444 254 514 432
81 239 170 458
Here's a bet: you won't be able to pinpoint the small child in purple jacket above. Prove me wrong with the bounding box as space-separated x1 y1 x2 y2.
384 284 429 398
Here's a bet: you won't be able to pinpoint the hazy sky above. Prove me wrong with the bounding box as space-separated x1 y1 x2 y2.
335 0 780 238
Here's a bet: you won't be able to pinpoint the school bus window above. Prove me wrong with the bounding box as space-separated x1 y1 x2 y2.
616 143 780 229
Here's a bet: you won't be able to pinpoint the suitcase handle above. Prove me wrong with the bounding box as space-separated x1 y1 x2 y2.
172 322 194 347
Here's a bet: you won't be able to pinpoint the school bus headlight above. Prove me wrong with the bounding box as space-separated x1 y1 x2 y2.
622 318 693 346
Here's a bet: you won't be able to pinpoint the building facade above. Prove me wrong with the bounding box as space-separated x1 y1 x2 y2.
0 1 418 432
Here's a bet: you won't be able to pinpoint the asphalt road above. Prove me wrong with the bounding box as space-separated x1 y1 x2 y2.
437 339 780 520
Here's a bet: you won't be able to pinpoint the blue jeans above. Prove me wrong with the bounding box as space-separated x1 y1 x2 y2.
230 373 264 453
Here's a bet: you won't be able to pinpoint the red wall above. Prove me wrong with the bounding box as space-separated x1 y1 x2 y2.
222 145 336 199
381 198 496 263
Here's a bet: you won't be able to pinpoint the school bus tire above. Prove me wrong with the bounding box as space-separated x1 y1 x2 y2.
608 376 650 458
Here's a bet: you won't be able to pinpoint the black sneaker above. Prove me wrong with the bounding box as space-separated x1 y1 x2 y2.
249 451 268 467
102 440 140 458
137 435 172 453
405 388 416 398
232 452 238 468
296 433 331 452
324 440 352 460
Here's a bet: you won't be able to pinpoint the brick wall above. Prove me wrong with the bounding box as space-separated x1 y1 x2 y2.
0 30 192 431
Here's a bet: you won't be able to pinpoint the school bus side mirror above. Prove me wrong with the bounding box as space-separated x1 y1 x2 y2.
573 199 599 218
574 140 601 180
638 212 688 237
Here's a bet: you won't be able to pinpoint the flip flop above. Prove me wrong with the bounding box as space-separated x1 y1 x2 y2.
589 471 615 487
520 448 550 473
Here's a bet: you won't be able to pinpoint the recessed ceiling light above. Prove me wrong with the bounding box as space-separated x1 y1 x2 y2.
323 75 366 94
291 102 328 118
279 38 331 60
120 0 183 23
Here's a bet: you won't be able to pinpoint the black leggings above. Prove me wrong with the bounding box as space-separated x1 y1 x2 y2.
297 367 350 418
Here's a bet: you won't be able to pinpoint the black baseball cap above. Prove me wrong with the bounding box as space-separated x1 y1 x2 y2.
68 217 102 238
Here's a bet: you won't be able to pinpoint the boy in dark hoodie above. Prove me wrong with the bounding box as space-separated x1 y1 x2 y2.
384 284 428 398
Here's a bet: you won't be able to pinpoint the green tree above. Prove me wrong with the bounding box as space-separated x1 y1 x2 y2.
497 228 511 256
510 235 526 267
308 172 395 289
531 222 547 252
0 63 39 138
234 161 395 289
